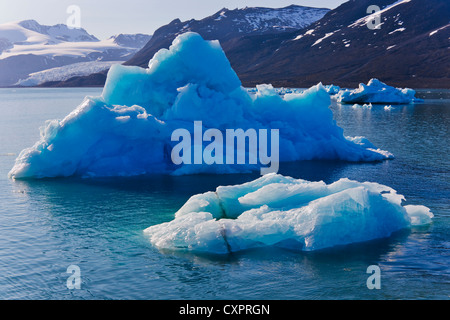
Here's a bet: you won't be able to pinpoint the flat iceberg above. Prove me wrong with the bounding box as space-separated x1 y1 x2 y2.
338 79 423 104
9 33 393 179
144 173 433 254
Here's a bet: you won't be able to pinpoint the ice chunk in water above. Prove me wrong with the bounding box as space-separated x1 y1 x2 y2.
144 173 433 254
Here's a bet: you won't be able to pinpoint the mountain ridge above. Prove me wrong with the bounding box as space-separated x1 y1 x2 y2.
234 0 450 88
38 4 330 87
19 1 450 88
0 19 151 87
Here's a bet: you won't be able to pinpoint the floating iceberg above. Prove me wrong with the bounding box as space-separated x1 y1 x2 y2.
144 173 433 254
9 33 393 179
338 79 423 104
324 84 340 95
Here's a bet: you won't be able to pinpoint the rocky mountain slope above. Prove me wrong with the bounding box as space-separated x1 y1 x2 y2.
42 5 329 87
35 1 450 88
234 0 450 88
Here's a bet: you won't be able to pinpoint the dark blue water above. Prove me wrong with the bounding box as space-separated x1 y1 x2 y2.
0 88 448 300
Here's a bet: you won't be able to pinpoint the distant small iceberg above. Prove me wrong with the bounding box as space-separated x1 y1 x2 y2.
324 84 340 95
144 173 433 254
338 79 423 104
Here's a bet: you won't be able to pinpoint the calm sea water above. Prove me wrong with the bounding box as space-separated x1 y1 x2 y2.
0 88 448 300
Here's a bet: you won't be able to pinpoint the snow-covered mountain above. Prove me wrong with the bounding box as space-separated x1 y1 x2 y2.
50 5 329 86
109 33 152 48
201 5 329 34
126 5 329 67
0 20 151 86
0 20 100 57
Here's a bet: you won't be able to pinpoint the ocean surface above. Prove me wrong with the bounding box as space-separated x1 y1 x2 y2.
0 87 448 300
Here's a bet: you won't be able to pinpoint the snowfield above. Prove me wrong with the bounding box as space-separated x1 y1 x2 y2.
241 6 329 32
0 20 151 86
0 20 149 59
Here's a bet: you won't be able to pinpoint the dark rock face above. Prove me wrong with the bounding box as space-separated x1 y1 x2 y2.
235 0 450 88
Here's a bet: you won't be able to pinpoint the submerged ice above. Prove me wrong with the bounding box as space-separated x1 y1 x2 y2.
9 33 393 179
338 78 423 104
144 173 433 254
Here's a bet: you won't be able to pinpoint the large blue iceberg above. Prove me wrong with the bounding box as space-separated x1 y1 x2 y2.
144 173 433 254
338 78 423 104
9 33 393 179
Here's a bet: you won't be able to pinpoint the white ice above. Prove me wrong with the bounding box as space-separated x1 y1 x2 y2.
338 78 423 104
144 173 433 254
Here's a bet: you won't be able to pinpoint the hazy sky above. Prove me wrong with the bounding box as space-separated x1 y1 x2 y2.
0 0 346 39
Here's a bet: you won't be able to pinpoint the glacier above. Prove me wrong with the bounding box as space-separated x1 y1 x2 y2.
16 61 122 86
338 78 423 104
144 173 434 254
9 32 393 179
